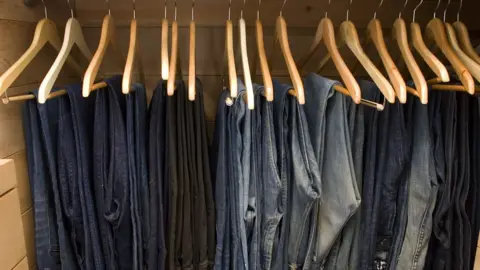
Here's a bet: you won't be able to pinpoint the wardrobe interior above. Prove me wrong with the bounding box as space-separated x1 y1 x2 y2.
1 0 480 269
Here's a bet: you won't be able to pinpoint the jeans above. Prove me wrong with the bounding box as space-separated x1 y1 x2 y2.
351 80 411 270
253 85 283 270
271 79 322 270
93 75 133 270
126 83 149 270
212 89 232 270
190 79 216 269
24 89 65 270
302 73 361 269
148 81 167 270
424 92 456 270
397 94 439 270
324 82 367 270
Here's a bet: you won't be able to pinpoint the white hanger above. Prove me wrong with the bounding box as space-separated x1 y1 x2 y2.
122 0 145 94
239 0 254 110
38 0 92 103
0 0 83 97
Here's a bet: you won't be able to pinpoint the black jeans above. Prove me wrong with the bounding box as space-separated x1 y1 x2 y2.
93 75 133 270
148 81 168 270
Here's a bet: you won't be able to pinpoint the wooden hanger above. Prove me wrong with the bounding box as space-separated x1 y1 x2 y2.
255 0 273 102
393 17 428 103
0 17 84 96
122 2 145 94
39 11 92 103
274 15 305 104
298 16 361 104
452 0 480 64
83 12 125 97
167 6 178 96
239 4 254 109
423 0 474 94
161 0 169 80
445 22 480 84
188 1 196 100
366 16 406 103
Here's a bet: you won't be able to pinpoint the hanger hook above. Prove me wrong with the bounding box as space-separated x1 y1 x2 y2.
257 0 261 20
67 0 74 18
280 0 287 16
174 0 177 20
133 0 136 19
443 0 451 22
346 0 353 21
192 0 195 20
164 0 167 18
325 0 331 18
456 0 463 21
241 0 246 18
373 0 384 20
40 0 48 18
399 0 409 18
105 0 111 15
228 0 232 20
433 0 441 18
412 0 423 22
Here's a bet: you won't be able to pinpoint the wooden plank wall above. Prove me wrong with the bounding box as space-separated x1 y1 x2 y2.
0 0 75 269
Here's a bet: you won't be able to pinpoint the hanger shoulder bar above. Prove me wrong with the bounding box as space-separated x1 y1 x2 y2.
188 20 196 101
225 20 237 98
167 20 179 96
453 21 480 65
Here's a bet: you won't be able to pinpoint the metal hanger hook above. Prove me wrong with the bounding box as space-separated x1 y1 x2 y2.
105 0 111 15
412 0 423 22
433 0 441 18
241 0 246 18
325 0 331 18
280 0 287 16
399 0 409 18
228 0 232 20
192 0 195 20
457 0 463 21
346 0 353 21
174 0 177 20
133 0 136 19
373 0 384 20
443 0 451 22
164 0 167 18
41 0 48 18
257 0 261 20
67 0 74 18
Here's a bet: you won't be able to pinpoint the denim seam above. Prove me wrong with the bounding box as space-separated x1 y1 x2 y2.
291 200 316 266
266 104 282 189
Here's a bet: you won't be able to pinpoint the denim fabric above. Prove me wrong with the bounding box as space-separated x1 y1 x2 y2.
93 75 133 270
212 90 232 270
24 90 64 270
126 83 149 270
148 81 167 270
425 92 456 270
397 94 438 270
191 79 216 269
58 82 105 270
452 93 472 270
325 85 367 270
253 85 283 270
302 73 361 269
270 79 321 270
229 80 251 270
467 98 480 269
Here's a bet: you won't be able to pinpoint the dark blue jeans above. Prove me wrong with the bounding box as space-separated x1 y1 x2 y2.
212 89 232 270
148 80 167 270
271 80 322 270
93 75 133 270
126 83 149 270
